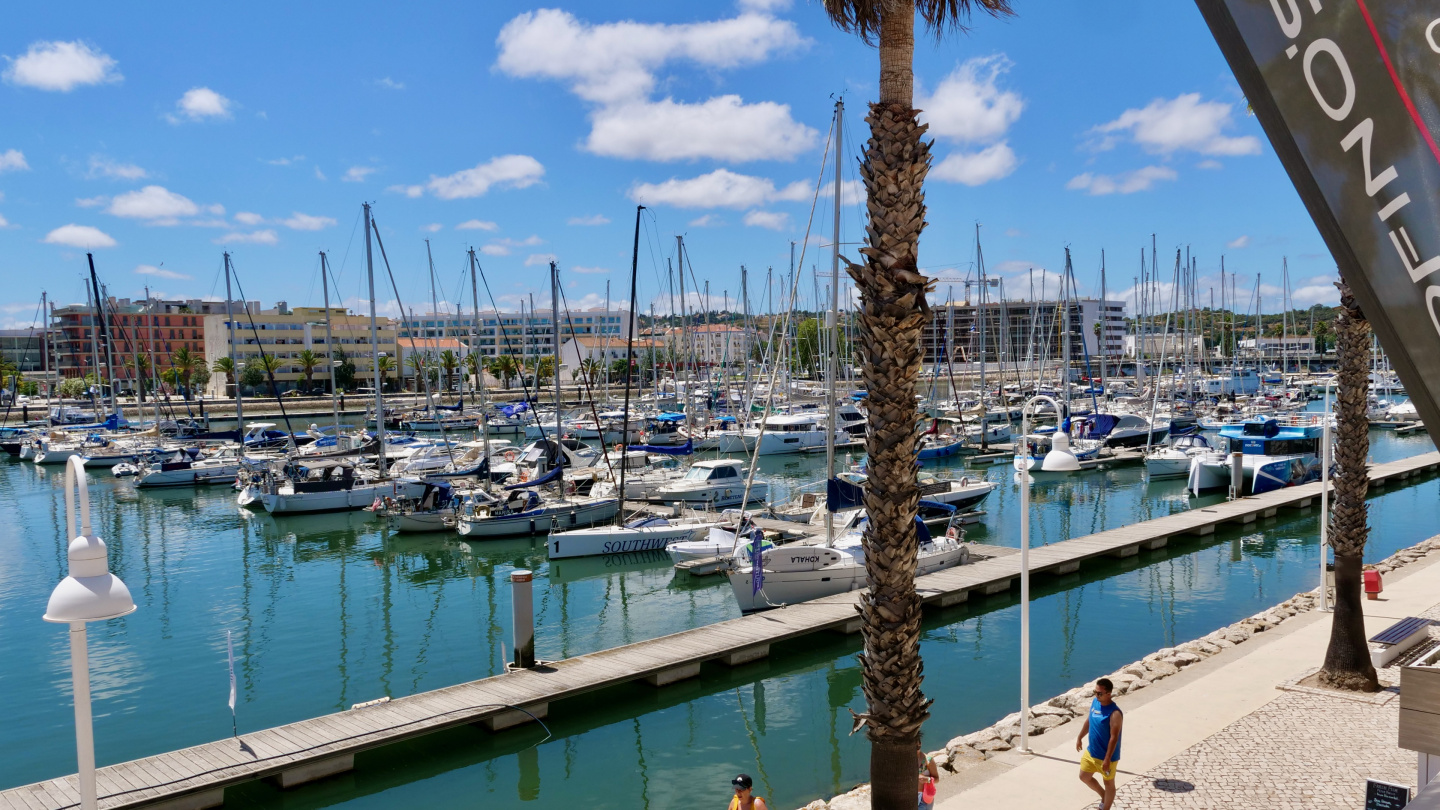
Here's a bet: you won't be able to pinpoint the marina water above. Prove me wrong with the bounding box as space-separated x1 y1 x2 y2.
0 422 1435 808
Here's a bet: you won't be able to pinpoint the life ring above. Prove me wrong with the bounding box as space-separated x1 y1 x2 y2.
614 444 624 455
946 526 958 539
505 450 517 462
519 469 529 482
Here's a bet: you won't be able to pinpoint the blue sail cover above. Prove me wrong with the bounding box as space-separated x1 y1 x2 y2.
826 476 866 513
503 465 561 490
625 439 694 456
435 401 463 412
651 412 686 423
501 401 529 417
1082 414 1120 439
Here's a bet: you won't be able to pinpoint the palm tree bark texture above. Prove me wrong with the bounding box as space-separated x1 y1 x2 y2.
821 1 1012 806
1319 283 1379 692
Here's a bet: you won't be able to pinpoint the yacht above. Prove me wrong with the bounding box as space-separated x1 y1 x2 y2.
1144 433 1215 480
546 514 723 559
1078 413 1170 448
649 458 769 508
1186 416 1325 496
135 447 242 488
261 459 425 514
727 512 970 612
746 413 847 456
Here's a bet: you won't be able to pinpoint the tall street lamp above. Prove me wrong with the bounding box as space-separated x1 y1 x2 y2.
44 457 137 810
1015 394 1060 753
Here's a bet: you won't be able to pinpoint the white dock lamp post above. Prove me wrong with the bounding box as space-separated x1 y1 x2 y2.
1016 393 1059 754
43 457 137 810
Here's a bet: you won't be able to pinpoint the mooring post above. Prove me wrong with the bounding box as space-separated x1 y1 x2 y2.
511 569 535 669
1229 451 1243 500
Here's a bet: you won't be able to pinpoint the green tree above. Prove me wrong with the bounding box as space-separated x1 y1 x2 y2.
332 348 356 391
375 354 397 392
609 357 632 382
534 355 556 383
405 352 431 392
128 354 152 402
190 365 211 394
212 356 236 396
821 0 1013 803
169 346 199 399
58 377 86 399
296 349 320 394
489 355 520 389
239 361 266 393
1320 285 1379 692
439 349 460 392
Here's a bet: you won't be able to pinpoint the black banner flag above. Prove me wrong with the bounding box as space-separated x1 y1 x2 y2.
1195 0 1440 441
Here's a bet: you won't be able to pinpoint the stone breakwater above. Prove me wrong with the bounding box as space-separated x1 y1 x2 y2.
796 534 1440 810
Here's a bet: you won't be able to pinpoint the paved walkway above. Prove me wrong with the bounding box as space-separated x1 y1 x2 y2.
934 550 1439 810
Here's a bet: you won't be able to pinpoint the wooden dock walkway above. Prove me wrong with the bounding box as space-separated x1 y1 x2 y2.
5 451 1438 810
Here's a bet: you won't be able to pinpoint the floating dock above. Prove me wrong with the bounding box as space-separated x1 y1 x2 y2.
5 451 1437 810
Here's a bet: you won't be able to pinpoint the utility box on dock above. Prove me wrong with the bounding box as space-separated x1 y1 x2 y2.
1399 644 1440 788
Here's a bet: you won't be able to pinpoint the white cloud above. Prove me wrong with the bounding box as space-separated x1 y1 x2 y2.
282 212 336 231
234 211 265 225
630 168 810 209
135 264 191 280
0 214 11 228
75 195 106 208
3 41 121 92
568 214 610 226
919 56 1023 145
313 166 327 181
1197 159 1224 170
690 214 724 227
424 155 545 200
265 155 304 166
524 253 558 267
496 8 811 163
1227 235 1251 249
421 223 442 233
931 142 1019 186
388 184 423 198
587 96 816 162
0 150 29 173
571 265 610 274
480 244 510 256
457 219 499 231
739 0 792 9
214 230 278 245
743 210 789 230
85 155 145 180
44 224 116 248
1065 166 1177 195
376 77 404 90
1090 94 1261 156
1291 275 1340 307
107 185 199 222
169 87 233 122
1004 228 1022 237
343 166 376 182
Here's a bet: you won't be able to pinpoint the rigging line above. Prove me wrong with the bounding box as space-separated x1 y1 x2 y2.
553 278 615 481
228 259 298 439
733 103 836 526
332 205 363 290
472 258 552 447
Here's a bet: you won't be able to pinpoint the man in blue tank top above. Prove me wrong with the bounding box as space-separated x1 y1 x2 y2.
1075 677 1124 810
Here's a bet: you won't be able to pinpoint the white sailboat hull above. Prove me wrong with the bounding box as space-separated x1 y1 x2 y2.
547 522 718 559
263 479 425 514
729 542 969 612
651 480 769 508
456 498 620 539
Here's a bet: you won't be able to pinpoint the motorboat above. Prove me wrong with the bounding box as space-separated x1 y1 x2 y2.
547 514 723 559
135 447 242 487
1144 433 1215 479
727 511 970 612
667 522 777 566
261 459 425 514
1187 416 1325 496
745 413 847 456
1078 413 1169 449
649 458 769 508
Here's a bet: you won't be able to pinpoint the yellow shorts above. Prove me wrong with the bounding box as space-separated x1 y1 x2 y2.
1080 752 1117 781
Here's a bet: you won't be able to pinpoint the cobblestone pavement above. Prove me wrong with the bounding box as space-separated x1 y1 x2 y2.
1113 674 1413 809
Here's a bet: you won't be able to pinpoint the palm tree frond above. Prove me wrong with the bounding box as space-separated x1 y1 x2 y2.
822 0 1013 43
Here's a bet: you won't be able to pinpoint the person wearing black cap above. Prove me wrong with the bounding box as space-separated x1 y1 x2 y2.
728 773 768 810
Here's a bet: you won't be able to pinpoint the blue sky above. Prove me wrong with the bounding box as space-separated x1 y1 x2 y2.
0 0 1338 330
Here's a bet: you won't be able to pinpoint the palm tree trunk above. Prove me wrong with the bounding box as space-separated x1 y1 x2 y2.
1319 283 1379 692
845 4 935 807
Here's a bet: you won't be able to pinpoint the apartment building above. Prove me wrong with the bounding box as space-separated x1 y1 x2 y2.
663 324 754 366
398 307 634 360
203 302 398 395
921 298 1127 369
51 297 250 389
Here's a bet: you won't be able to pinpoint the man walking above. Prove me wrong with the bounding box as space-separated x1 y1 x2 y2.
1076 677 1123 810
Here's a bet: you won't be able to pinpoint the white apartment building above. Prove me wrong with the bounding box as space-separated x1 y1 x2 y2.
664 324 755 366
923 298 1127 366
398 307 634 360
1123 334 1208 360
1238 336 1316 357
202 302 398 394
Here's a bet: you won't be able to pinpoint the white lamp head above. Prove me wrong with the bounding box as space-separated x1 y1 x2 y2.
44 457 137 624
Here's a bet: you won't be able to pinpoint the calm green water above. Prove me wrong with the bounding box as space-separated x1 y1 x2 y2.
0 423 1434 809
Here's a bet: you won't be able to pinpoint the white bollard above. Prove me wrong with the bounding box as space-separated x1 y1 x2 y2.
1229 451 1244 500
511 570 535 669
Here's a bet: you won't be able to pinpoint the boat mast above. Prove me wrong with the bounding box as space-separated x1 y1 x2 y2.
976 223 989 449
145 285 158 428
364 203 387 477
320 252 340 434
468 248 492 492
825 97 842 547
1099 250 1107 400
223 252 244 447
676 235 690 432
551 261 564 489
617 205 643 525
